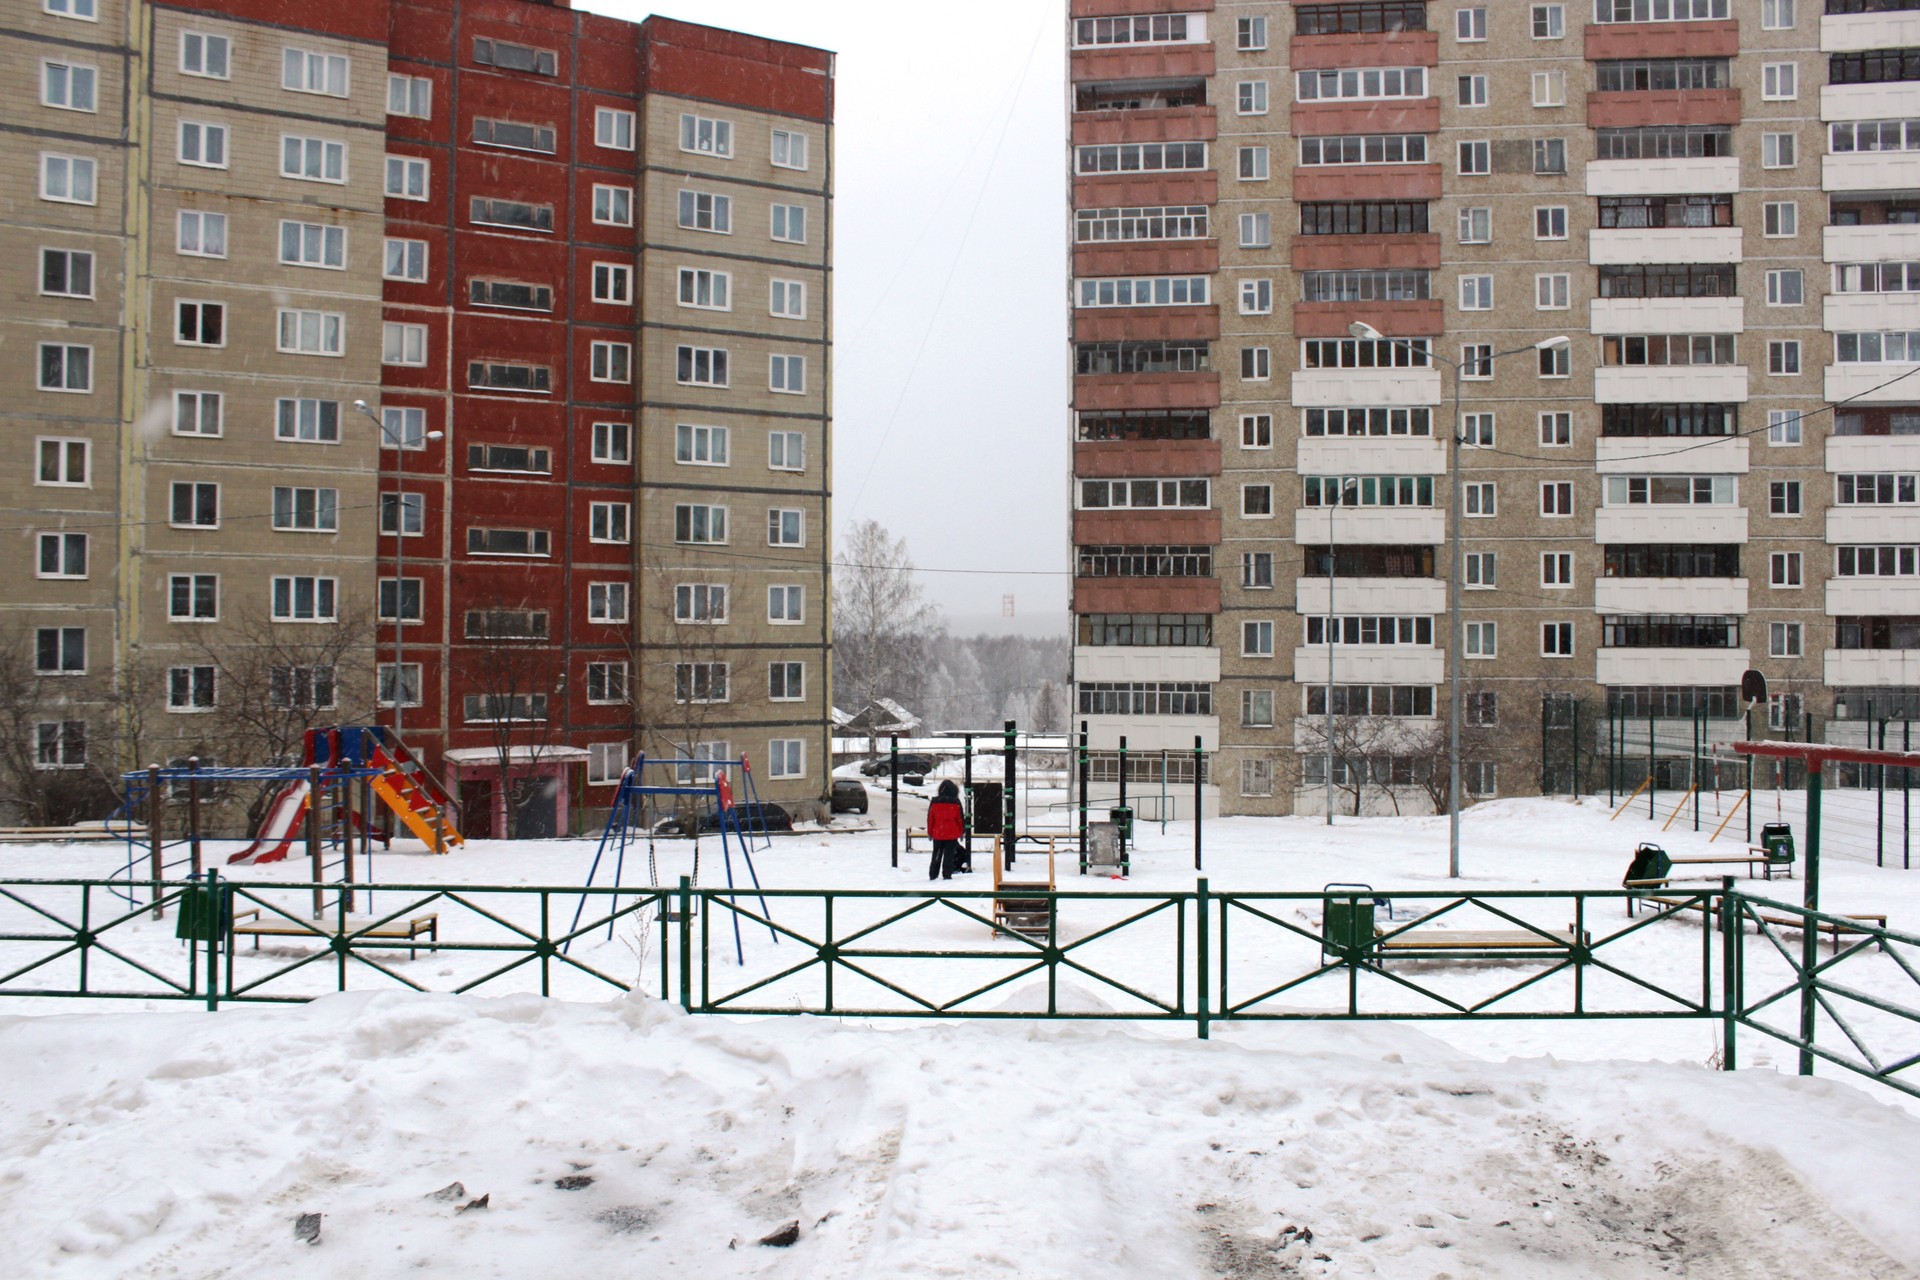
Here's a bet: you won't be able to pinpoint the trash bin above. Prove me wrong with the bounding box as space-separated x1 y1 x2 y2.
1758 823 1795 874
969 782 1004 835
1108 806 1134 845
173 880 230 942
1322 882 1377 957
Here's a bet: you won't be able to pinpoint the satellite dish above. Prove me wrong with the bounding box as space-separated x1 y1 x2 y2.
1740 670 1767 705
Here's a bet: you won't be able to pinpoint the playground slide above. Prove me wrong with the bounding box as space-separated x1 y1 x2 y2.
226 781 310 866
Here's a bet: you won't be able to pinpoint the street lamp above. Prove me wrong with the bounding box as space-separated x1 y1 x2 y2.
352 399 443 743
1346 322 1570 877
1324 476 1359 824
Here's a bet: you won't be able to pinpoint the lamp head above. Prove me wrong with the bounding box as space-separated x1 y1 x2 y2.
1347 321 1384 341
425 430 444 441
1534 335 1572 350
353 399 371 413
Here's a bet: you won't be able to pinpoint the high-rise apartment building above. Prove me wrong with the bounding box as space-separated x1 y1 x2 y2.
3 0 833 834
1070 0 1917 817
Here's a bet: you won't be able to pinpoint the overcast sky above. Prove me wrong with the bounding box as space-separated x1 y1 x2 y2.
593 0 1072 635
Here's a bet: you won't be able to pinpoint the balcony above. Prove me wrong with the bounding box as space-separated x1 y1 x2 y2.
1594 366 1748 402
1293 648 1444 685
1590 296 1744 335
1828 508 1920 544
1073 307 1220 344
1596 648 1750 686
1593 577 1748 616
1823 10 1920 52
1824 152 1920 193
1071 43 1214 83
1296 577 1447 616
1827 650 1920 686
1584 21 1737 60
1586 156 1740 196
1823 82 1920 123
1828 436 1920 472
1594 506 1747 544
1296 437 1445 476
1293 164 1442 203
1588 226 1742 264
1290 99 1440 137
1071 103 1217 147
1594 436 1748 474
1585 89 1740 131
1825 293 1920 334
1073 645 1220 684
1074 576 1220 615
1075 438 1221 477
1289 29 1439 71
1292 234 1440 272
1074 509 1220 545
1828 581 1920 617
1074 241 1219 277
1294 507 1445 546
1074 369 1220 412
1290 368 1443 407
1825 223 1920 262
1826 364 1920 404
1294 298 1443 338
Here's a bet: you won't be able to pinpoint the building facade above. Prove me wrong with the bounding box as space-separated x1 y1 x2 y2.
4 0 833 833
1069 0 1918 817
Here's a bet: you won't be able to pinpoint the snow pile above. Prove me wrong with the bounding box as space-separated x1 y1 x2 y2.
4 991 1918 1278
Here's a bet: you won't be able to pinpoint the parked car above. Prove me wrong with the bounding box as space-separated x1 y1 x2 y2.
830 779 869 814
860 754 937 779
650 801 793 837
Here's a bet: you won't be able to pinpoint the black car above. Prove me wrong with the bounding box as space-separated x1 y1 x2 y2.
651 802 792 837
830 779 869 814
860 754 937 779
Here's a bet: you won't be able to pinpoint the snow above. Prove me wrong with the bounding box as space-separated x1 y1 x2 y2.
4 796 1920 1276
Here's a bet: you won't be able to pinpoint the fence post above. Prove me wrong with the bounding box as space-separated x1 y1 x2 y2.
1800 762 1822 1077
1572 699 1581 801
1195 876 1210 1040
342 766 357 915
678 875 693 1012
1647 709 1656 819
963 732 974 856
146 764 164 920
1076 721 1089 874
1193 735 1204 871
1003 719 1017 868
1905 719 1912 872
1719 876 1737 1072
1877 717 1888 868
205 868 222 1013
888 734 899 869
187 757 203 877
307 763 324 919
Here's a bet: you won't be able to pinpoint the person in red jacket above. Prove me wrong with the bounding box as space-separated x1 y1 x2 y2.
926 779 966 881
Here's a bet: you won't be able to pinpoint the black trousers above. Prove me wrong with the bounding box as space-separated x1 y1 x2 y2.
929 839 964 880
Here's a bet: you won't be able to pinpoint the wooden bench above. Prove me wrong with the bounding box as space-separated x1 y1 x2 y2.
1370 927 1585 964
231 909 438 958
1624 893 1886 955
906 828 1073 853
990 835 1056 939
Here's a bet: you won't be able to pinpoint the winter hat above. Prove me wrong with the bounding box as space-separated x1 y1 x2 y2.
937 779 959 800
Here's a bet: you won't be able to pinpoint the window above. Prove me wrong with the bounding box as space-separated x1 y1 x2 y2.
769 740 805 780
40 153 96 204
283 47 349 97
771 204 807 243
1595 0 1729 20
595 185 634 226
590 341 631 383
1241 414 1273 449
569 265 623 309
1459 207 1491 244
1305 337 1432 369
677 190 729 232
169 666 216 712
474 36 556 75
1763 0 1794 28
271 576 337 622
1770 481 1802 516
1535 273 1571 311
277 309 344 356
1466 551 1497 588
675 345 729 388
1465 621 1497 658
464 610 549 640
1459 140 1490 175
1298 135 1427 166
1534 207 1568 240
388 74 430 118
588 582 629 623
769 354 806 394
1077 142 1209 175
1532 4 1565 36
279 220 346 270
1771 551 1803 587
1459 275 1493 311
1762 202 1797 239
38 249 92 300
181 32 229 78
589 502 631 544
677 267 730 310
379 495 424 537
1243 620 1275 657
1770 622 1803 658
768 508 805 547
1238 16 1268 49
1462 413 1495 447
1239 279 1273 315
1533 138 1567 174
272 486 338 532
1239 146 1270 180
769 662 805 702
1458 74 1487 106
769 585 804 623
43 60 97 112
463 692 543 723
35 627 85 675
167 573 217 621
472 117 556 154
273 667 337 710
466 527 551 557
1456 6 1487 39
1769 341 1801 376
679 113 733 157
1836 474 1920 505
675 504 728 544
1763 132 1796 169
471 279 556 313
595 107 635 150
37 532 87 580
769 431 805 471
1241 347 1271 380
772 129 808 170
470 197 553 233
584 662 628 706
1531 69 1566 107
381 406 427 450
1238 212 1272 249
1461 343 1492 379
1542 552 1574 587
675 423 730 467
34 722 86 769
1766 270 1804 307
1541 482 1574 516
178 121 228 169
170 481 218 528
275 398 340 443
1243 552 1274 589
675 583 729 624
178 210 226 258
1464 762 1496 797
1077 276 1209 308
675 663 729 704
1539 344 1571 378
1542 622 1575 656
591 422 631 465
171 392 220 438
1540 412 1571 447
1238 81 1269 115
385 156 429 200
1297 67 1430 102
281 135 346 183
770 279 806 318
1762 63 1797 101
174 300 225 348
377 663 422 710
38 344 91 392
1466 691 1499 728
1768 410 1803 446
384 238 427 282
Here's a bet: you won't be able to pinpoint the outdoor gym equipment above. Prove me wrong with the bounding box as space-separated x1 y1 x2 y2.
569 752 776 964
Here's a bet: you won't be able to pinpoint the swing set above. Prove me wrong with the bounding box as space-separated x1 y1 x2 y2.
567 752 778 964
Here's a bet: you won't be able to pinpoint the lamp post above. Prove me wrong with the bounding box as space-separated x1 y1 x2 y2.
1324 477 1359 823
1345 323 1569 877
352 400 442 742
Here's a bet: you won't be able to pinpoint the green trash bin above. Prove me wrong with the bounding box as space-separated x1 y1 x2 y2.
1758 823 1795 877
1108 806 1133 844
1322 882 1377 958
173 880 230 942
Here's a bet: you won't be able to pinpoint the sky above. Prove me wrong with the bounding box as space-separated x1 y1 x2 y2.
593 0 1072 636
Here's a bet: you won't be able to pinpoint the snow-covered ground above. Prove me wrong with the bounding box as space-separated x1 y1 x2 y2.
4 797 1919 1276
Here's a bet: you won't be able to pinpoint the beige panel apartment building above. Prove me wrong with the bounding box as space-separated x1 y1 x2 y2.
1071 0 1915 818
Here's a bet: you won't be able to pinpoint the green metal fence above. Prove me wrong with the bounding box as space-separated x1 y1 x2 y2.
0 875 1914 1100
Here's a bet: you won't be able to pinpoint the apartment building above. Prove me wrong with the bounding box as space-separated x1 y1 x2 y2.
3 0 834 834
1069 0 1918 817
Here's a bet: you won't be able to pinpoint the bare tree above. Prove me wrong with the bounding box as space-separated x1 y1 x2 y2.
832 519 941 750
1298 712 1396 816
635 569 742 827
0 626 116 825
455 603 561 839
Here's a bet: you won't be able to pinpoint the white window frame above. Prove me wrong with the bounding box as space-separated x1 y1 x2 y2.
279 220 346 270
1541 482 1574 517
1239 278 1273 315
1242 620 1275 658
271 576 338 623
769 431 805 472
181 31 230 79
280 135 347 184
677 346 729 388
42 59 97 113
1465 551 1497 589
1767 409 1804 446
1763 202 1798 239
1769 340 1802 376
169 665 218 713
173 391 222 437
1459 207 1492 244
675 423 730 467
677 267 731 311
768 584 804 624
769 662 805 703
590 341 632 384
1237 81 1269 116
384 238 428 282
1536 273 1570 310
674 583 729 624
1532 4 1565 37
387 73 431 118
677 190 729 233
1769 621 1803 657
769 739 804 779
177 209 227 258
1541 621 1575 658
1459 275 1493 311
771 204 807 244
1762 63 1798 102
283 47 350 98
1766 269 1805 307
593 185 634 227
1458 140 1490 176
276 309 345 357
385 155 429 201
1542 551 1574 588
1532 69 1565 107
1456 6 1488 41
1465 621 1497 658
1238 16 1268 51
1465 481 1497 517
1239 211 1272 249
679 113 734 158
771 129 808 170
770 278 806 319
382 322 428 367
1535 206 1568 240
595 107 636 151
675 504 728 545
40 153 97 205
1238 145 1269 181
174 299 225 348
1241 414 1273 450
767 508 805 548
592 422 631 464
1762 132 1796 169
769 354 806 395
1770 551 1804 588
588 582 630 623
592 262 632 304
589 502 631 545
37 531 88 581
271 485 338 533
1458 74 1488 107
1540 412 1572 447
1762 0 1795 29
37 343 92 393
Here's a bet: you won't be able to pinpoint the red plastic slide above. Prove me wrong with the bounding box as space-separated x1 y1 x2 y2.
226 781 310 866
